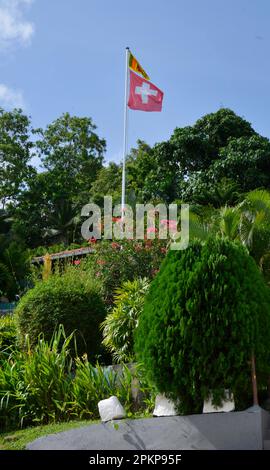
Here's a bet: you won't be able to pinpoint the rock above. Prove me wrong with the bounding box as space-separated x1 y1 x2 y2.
98 396 126 422
203 390 235 413
153 394 177 416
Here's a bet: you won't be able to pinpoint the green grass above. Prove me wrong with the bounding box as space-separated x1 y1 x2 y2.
0 413 152 450
0 420 97 450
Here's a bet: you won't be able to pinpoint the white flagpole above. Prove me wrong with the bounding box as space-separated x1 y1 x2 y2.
121 46 130 218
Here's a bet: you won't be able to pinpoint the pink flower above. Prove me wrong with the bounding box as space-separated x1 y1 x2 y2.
160 219 178 231
73 260 81 265
147 227 158 234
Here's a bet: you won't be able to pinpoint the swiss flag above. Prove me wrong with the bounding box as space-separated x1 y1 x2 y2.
128 70 164 112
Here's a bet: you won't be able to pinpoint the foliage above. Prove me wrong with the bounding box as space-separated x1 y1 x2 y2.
0 108 35 207
126 109 257 204
0 326 148 431
193 107 255 150
85 239 166 304
135 238 270 414
71 361 134 419
15 269 106 359
90 162 122 205
0 237 30 299
181 178 241 207
0 315 17 357
188 189 270 284
0 261 13 297
0 208 30 300
13 171 82 247
101 278 150 363
37 112 106 204
210 135 270 192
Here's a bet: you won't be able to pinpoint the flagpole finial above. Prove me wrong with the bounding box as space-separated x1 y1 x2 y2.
126 46 130 50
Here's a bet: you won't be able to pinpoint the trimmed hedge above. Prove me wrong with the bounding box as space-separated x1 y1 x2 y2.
15 270 106 359
135 237 270 413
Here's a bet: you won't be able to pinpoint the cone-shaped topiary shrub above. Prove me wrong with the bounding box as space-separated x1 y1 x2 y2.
15 269 106 359
135 237 270 413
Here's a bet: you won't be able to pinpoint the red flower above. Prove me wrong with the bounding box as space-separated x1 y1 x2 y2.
112 217 122 223
111 242 121 249
73 260 81 265
144 240 152 249
88 237 97 244
97 259 106 266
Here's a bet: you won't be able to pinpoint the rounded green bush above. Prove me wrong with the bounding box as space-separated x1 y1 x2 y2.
135 237 270 413
15 270 106 359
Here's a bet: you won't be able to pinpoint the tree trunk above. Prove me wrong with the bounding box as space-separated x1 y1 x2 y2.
251 352 259 406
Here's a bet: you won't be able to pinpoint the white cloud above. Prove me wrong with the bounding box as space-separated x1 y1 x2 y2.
0 83 25 108
0 0 34 49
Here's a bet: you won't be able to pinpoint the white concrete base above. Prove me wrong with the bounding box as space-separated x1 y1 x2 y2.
153 394 177 416
203 390 235 413
98 396 126 422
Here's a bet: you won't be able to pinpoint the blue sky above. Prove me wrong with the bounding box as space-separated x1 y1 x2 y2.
0 0 270 166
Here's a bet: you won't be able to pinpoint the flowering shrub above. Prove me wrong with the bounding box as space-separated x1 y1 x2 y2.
85 239 167 304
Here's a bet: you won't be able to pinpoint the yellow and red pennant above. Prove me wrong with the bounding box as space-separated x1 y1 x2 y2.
129 51 150 81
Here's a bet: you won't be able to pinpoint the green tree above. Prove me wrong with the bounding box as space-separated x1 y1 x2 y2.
14 170 82 247
127 109 258 204
210 135 270 192
135 141 180 203
0 108 34 208
193 108 255 150
182 134 270 203
12 172 50 247
135 238 270 413
37 113 106 204
90 162 122 205
181 178 241 208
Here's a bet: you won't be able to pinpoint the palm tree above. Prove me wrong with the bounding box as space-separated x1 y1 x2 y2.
44 199 81 245
189 189 270 279
238 190 270 275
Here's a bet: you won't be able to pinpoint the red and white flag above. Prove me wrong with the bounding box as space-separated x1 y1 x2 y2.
128 70 164 112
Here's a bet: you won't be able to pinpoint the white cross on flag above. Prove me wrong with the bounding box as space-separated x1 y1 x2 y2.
128 70 164 112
